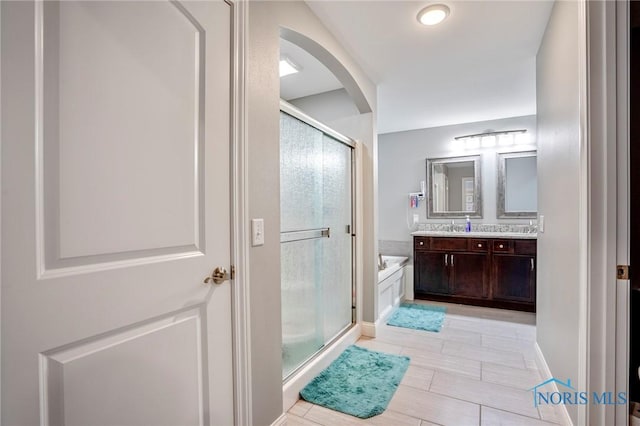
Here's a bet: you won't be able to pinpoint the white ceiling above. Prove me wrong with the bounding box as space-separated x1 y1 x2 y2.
300 0 554 134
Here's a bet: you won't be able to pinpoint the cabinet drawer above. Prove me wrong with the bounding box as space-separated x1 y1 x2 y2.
514 239 536 255
431 237 468 252
415 237 429 250
492 240 513 253
469 239 489 252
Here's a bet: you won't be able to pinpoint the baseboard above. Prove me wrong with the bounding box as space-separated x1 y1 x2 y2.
361 321 376 338
282 324 361 412
270 412 287 426
534 343 574 426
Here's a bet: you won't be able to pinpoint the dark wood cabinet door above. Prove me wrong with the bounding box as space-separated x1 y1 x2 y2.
415 251 450 295
449 253 489 298
492 255 535 303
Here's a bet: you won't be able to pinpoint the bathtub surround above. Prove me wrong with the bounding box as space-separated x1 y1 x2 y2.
299 345 410 419
378 115 537 243
377 256 409 327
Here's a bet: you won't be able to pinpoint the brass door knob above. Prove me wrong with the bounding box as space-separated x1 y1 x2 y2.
204 267 229 285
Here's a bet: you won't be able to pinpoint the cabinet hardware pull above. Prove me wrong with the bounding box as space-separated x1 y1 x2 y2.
530 258 534 271
499 244 504 249
445 254 448 266
419 241 424 246
451 255 454 266
478 243 482 248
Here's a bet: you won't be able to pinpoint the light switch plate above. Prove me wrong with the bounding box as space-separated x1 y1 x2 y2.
413 214 419 225
539 215 545 233
251 218 264 246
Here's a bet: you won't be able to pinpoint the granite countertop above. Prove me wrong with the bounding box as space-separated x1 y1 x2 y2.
411 230 537 239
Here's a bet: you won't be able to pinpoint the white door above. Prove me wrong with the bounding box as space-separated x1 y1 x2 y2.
1 1 234 425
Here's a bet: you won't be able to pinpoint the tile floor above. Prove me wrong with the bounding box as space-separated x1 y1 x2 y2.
286 301 568 426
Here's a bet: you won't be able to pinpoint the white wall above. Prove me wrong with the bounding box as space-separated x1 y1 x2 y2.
247 2 377 424
378 115 537 242
289 88 359 124
535 1 582 424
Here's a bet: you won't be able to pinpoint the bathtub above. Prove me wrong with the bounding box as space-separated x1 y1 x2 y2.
378 255 409 320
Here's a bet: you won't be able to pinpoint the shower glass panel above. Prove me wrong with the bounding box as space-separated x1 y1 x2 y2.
280 109 354 379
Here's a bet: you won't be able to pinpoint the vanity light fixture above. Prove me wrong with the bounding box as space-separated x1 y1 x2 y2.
417 4 450 26
453 129 528 150
279 57 301 77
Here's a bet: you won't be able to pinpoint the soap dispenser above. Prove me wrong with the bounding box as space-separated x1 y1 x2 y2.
465 215 471 232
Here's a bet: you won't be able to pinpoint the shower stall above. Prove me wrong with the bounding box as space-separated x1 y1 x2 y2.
280 102 356 379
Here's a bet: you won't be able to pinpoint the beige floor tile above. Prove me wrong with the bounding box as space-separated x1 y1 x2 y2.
481 406 559 426
401 346 482 379
430 371 540 419
355 338 404 355
286 413 323 426
411 300 534 325
420 421 443 426
302 404 421 426
524 357 539 370
481 334 537 356
446 317 520 339
537 402 568 424
303 405 363 426
435 326 483 345
442 341 526 369
388 385 480 426
481 362 541 390
400 365 435 390
364 409 422 426
375 327 444 354
289 400 314 417
516 325 537 341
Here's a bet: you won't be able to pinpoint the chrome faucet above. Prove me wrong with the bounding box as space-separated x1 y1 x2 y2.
378 253 386 270
449 219 455 232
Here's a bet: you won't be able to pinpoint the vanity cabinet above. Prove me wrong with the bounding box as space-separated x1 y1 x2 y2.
414 236 536 312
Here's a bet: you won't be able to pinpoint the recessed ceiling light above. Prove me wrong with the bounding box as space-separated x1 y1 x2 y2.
417 4 450 26
279 57 300 77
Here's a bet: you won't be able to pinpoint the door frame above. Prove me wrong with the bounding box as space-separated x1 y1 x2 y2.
584 1 629 425
230 0 252 424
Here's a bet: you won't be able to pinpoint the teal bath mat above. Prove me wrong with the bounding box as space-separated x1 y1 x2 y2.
387 303 446 332
299 345 409 419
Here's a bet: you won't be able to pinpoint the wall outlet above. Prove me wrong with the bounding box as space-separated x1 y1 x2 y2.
538 215 545 233
251 218 264 246
412 214 419 225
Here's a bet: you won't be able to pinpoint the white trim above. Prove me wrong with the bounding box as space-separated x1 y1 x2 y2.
534 343 574 426
282 324 361 412
361 321 376 338
230 0 252 425
584 1 623 425
576 0 589 425
615 2 630 426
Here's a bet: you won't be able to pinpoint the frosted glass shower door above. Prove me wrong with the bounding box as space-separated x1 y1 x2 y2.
280 110 354 379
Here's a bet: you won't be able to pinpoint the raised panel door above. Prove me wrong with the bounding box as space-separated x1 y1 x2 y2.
415 251 450 295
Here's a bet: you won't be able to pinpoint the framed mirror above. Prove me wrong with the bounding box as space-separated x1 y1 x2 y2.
497 151 537 218
426 155 482 218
